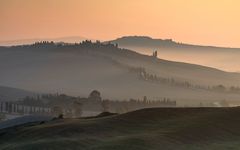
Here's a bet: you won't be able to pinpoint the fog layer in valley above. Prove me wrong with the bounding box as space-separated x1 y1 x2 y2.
1 41 240 106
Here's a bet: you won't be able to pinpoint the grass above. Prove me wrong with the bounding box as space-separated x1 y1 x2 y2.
1 107 240 150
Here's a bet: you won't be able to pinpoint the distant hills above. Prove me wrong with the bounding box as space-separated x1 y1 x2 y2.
108 36 239 49
3 35 239 49
0 36 94 46
108 36 240 72
108 36 179 47
0 41 240 104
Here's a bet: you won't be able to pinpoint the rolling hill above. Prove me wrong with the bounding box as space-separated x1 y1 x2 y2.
108 36 240 72
0 42 240 104
1 107 240 150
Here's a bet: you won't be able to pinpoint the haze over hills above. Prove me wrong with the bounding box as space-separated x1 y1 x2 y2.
2 1 240 149
1 41 240 105
2 35 240 72
108 36 238 49
108 36 240 72
0 36 94 46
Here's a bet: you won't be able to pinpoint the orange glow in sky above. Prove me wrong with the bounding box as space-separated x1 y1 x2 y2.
1 0 240 47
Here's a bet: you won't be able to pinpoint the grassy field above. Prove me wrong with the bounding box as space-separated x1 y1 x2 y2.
1 107 240 150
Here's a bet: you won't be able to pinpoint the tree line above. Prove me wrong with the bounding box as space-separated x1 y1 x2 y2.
17 90 176 118
128 66 240 94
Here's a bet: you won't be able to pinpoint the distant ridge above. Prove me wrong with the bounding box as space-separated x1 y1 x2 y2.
107 36 240 72
108 36 240 49
2 35 239 49
0 41 240 102
0 36 96 46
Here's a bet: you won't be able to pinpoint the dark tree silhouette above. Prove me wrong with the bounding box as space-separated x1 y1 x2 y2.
88 90 102 101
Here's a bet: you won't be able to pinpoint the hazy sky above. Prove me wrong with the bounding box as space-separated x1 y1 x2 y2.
1 0 240 47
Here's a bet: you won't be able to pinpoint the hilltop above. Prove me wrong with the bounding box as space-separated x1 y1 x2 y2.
108 36 238 49
1 107 240 150
108 36 240 72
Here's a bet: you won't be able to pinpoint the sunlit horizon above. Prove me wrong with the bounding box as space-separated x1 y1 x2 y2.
1 0 240 48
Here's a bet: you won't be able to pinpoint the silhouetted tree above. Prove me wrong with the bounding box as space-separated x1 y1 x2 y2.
88 90 102 101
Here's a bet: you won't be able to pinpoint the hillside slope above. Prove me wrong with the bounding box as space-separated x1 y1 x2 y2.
1 107 240 150
0 43 240 103
108 36 240 72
